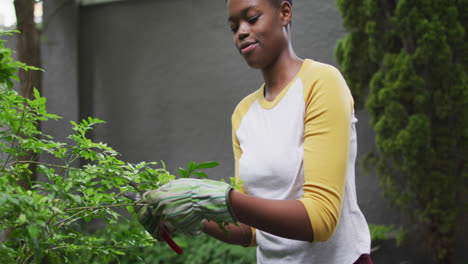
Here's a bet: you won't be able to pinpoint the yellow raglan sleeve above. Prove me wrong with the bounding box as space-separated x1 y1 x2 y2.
231 91 261 247
298 63 354 242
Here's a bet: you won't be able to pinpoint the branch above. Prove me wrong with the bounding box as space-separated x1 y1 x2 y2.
14 160 72 170
64 203 141 212
56 202 141 230
46 242 154 253
56 209 100 230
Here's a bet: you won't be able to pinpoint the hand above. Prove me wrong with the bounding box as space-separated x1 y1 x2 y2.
124 191 175 241
140 178 237 235
135 200 176 241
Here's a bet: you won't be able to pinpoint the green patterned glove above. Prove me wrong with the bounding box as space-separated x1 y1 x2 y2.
139 178 237 235
124 192 175 241
136 201 175 240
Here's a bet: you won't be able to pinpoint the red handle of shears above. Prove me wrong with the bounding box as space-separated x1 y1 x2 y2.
162 227 183 255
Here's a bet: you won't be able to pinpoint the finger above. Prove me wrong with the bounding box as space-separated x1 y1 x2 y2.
154 222 166 241
137 205 159 227
171 212 203 230
141 190 166 206
143 213 162 235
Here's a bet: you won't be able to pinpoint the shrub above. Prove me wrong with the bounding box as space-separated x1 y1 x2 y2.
1 29 244 264
335 1 468 263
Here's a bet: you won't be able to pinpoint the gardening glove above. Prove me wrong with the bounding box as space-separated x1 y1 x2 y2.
138 178 237 235
124 192 175 241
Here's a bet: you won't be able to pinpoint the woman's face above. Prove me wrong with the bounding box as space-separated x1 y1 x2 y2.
227 0 288 69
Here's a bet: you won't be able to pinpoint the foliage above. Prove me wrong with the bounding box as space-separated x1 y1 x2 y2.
179 161 243 189
0 30 40 89
335 1 468 263
368 223 406 253
0 67 171 262
0 30 244 263
64 220 257 264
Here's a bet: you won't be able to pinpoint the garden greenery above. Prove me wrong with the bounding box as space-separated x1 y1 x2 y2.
0 30 231 263
64 220 257 264
335 1 468 263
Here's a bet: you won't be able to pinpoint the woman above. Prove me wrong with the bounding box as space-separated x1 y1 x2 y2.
136 0 372 263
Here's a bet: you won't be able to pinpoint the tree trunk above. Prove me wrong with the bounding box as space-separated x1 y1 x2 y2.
13 0 42 187
14 0 41 99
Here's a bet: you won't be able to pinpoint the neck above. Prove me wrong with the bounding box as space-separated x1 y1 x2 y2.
261 46 303 101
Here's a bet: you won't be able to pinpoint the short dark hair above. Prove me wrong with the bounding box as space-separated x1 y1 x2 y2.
226 0 292 8
269 0 292 8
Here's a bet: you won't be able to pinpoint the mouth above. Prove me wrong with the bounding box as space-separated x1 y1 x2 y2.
239 41 258 54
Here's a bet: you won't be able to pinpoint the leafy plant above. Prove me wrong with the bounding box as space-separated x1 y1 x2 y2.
0 85 173 263
178 161 220 179
335 1 468 263
178 161 243 189
0 30 237 263
368 223 406 253
63 220 257 264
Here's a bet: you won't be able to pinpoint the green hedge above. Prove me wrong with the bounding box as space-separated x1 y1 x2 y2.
67 220 257 264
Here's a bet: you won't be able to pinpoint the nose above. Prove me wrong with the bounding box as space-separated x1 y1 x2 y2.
237 21 250 41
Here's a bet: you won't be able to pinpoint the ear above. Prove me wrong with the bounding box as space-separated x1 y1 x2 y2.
279 1 292 26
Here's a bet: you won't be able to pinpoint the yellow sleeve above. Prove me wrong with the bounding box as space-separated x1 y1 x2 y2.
231 91 261 247
232 124 248 194
298 63 354 241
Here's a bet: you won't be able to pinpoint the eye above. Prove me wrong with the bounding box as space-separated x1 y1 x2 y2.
230 24 239 33
248 15 260 24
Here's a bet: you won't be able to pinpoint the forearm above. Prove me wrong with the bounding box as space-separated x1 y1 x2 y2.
228 190 314 242
203 220 252 247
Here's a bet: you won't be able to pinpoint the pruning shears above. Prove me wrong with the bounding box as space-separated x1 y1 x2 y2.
124 182 183 255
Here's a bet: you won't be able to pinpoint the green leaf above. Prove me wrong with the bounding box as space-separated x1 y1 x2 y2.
187 161 197 173
68 194 82 204
18 214 26 224
0 195 6 205
178 168 189 178
217 222 229 238
230 177 244 190
192 171 208 178
27 225 40 238
33 88 40 100
195 161 219 170
38 196 48 204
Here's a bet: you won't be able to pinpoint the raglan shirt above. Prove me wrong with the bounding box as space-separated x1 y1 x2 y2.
232 59 371 264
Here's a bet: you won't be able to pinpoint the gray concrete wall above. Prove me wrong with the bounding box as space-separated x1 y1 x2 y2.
36 0 465 263
41 0 80 140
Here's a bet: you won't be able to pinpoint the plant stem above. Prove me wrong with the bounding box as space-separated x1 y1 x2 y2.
54 202 140 229
46 242 152 253
14 160 71 170
65 203 140 212
20 247 33 264
56 209 100 230
15 242 27 263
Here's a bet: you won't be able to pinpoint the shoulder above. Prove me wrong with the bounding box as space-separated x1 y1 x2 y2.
300 59 345 84
232 88 262 129
300 59 353 109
